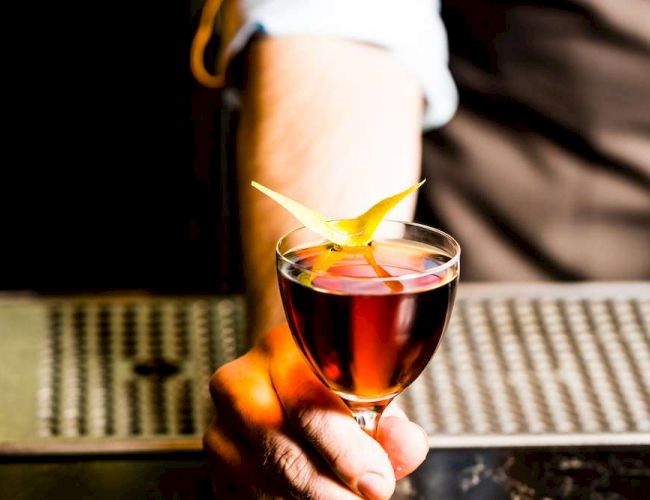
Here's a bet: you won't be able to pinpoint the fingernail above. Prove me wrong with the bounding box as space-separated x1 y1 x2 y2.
358 472 392 500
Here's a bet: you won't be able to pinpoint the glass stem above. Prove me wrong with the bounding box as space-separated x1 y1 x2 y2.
346 400 391 439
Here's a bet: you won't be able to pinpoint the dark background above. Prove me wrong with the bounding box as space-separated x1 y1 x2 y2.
2 0 241 294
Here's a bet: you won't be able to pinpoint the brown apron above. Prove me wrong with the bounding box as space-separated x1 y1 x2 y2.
420 0 650 280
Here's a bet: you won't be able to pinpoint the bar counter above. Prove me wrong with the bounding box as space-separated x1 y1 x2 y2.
1 447 648 498
1 282 648 498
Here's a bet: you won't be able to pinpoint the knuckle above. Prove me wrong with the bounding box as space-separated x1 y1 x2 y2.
209 362 238 404
327 443 348 474
295 404 327 441
277 446 312 487
267 438 314 496
293 406 354 475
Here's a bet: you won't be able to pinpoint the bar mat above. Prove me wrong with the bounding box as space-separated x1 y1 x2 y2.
398 282 650 447
0 296 245 453
1 282 648 453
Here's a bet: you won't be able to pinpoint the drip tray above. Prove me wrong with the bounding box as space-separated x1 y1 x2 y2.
0 295 245 454
0 282 649 454
398 282 650 447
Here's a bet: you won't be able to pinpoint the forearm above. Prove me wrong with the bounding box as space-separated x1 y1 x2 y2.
237 37 423 342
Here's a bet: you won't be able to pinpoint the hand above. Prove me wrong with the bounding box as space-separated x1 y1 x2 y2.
204 324 429 499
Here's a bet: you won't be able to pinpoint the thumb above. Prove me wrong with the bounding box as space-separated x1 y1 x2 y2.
377 407 429 480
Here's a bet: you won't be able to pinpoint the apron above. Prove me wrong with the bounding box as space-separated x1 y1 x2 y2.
419 0 650 280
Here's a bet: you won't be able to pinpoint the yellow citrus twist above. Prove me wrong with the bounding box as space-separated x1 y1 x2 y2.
252 180 426 288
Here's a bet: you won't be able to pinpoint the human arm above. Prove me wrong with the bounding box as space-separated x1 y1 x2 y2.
204 37 427 499
236 36 424 340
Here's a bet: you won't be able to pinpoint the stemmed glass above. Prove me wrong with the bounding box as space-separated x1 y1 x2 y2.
276 219 460 437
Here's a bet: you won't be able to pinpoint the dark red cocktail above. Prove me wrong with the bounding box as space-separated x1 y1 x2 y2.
276 221 460 435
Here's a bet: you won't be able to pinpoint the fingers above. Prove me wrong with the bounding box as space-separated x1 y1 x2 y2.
205 412 362 499
260 428 363 499
209 351 285 429
377 413 429 480
206 352 288 497
206 324 427 499
204 420 263 498
207 345 362 498
268 338 396 499
281 388 396 499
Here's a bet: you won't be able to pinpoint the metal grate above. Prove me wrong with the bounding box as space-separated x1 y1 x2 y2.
1 283 648 454
36 297 245 444
398 283 650 447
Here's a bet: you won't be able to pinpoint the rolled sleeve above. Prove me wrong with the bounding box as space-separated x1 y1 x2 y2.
219 0 458 128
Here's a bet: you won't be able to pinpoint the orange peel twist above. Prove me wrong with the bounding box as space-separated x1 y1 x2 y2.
252 180 425 289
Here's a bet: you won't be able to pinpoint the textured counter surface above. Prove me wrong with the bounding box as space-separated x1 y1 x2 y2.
1 447 648 499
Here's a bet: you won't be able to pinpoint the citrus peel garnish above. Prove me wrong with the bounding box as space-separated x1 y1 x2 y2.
359 246 404 292
253 180 425 288
326 180 426 247
252 180 425 247
296 245 347 287
296 245 404 292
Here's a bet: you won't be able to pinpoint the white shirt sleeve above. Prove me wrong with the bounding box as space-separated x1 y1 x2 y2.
219 0 458 129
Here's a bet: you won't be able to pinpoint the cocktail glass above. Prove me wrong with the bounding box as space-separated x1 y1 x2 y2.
276 219 460 437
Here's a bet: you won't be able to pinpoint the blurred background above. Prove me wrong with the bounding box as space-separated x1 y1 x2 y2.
2 0 241 295
3 0 648 294
1 6 246 495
